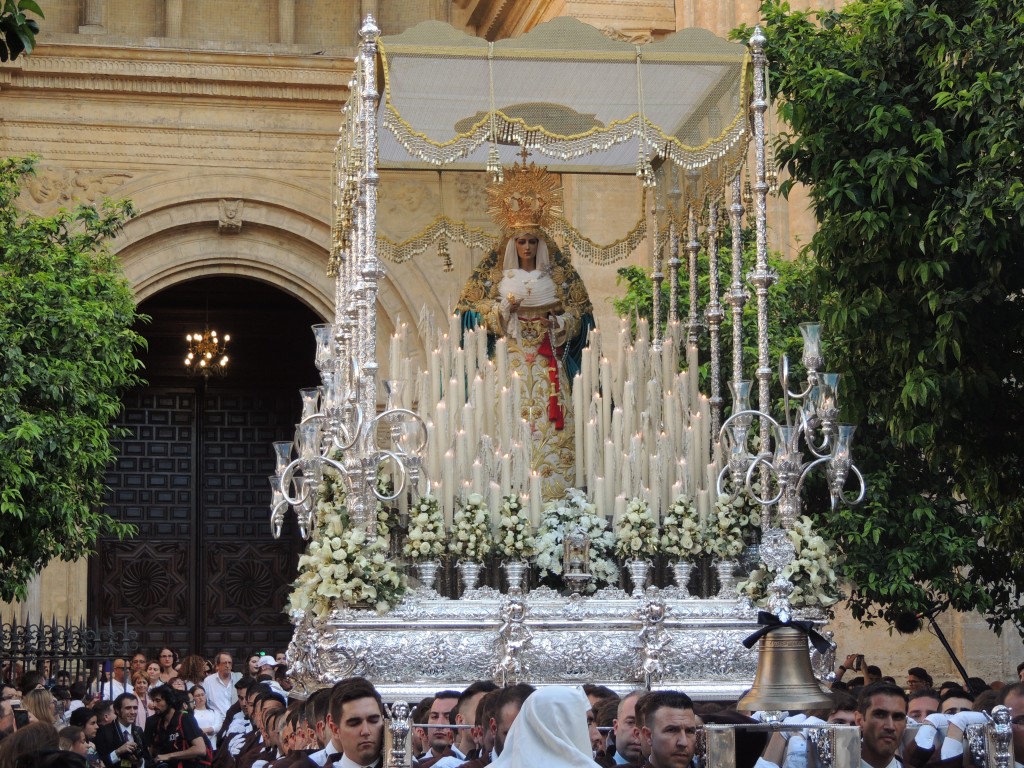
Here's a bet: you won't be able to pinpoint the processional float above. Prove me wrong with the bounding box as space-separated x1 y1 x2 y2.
268 16 857 702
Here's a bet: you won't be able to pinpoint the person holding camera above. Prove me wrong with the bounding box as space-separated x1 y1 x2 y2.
95 693 148 768
145 685 209 768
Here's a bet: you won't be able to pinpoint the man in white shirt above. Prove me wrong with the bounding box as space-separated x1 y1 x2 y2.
856 683 908 768
203 652 238 717
323 677 384 768
98 660 128 701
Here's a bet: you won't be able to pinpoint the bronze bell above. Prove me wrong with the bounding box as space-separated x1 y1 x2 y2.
738 626 834 712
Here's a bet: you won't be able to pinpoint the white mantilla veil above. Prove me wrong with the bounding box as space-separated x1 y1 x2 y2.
490 686 596 768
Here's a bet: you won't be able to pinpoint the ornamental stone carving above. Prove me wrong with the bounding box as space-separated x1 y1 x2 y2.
218 199 244 233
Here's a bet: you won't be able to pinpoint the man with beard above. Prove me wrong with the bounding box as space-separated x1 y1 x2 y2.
856 683 908 768
638 691 697 768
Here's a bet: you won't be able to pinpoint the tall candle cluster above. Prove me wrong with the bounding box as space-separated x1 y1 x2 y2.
386 311 723 532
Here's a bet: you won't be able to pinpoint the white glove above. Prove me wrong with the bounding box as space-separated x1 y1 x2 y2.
949 712 988 732
782 715 826 768
228 734 246 756
914 724 938 750
924 713 950 730
780 713 809 740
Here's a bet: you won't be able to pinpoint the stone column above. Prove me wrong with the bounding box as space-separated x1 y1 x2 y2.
165 0 183 38
79 0 105 34
278 0 295 44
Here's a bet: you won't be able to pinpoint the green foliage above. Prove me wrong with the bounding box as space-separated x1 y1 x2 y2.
0 156 145 602
0 0 43 61
613 225 816 393
742 0 1024 633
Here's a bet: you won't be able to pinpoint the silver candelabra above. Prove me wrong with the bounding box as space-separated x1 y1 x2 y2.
717 322 865 619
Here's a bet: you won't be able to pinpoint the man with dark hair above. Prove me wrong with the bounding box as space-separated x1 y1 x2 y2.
323 676 384 768
415 690 461 768
907 668 932 692
489 684 535 758
409 698 433 763
602 690 642 767
461 690 500 768
827 690 858 726
637 691 696 768
856 682 907 768
450 682 499 763
95 693 146 768
584 685 620 709
1017 663 1024 683
907 689 940 723
304 688 332 755
939 688 973 715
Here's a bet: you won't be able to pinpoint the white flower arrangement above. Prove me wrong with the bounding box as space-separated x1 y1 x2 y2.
495 493 535 559
737 515 842 609
402 495 446 561
286 473 406 618
660 493 704 560
451 493 494 563
705 492 748 560
534 488 617 592
613 497 659 559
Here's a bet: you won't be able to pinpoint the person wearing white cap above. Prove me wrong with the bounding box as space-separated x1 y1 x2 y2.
489 686 598 768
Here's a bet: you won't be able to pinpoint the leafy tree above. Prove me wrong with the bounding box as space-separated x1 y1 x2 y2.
743 0 1024 633
0 0 43 61
0 156 144 601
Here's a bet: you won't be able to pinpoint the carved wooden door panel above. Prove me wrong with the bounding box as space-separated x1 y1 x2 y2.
91 387 302 658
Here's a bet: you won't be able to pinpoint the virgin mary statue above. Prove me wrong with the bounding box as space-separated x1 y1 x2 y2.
456 162 593 498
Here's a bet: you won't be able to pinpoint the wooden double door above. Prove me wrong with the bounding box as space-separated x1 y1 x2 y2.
90 385 305 659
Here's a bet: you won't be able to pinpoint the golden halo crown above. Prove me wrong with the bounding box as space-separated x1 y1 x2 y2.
487 161 563 235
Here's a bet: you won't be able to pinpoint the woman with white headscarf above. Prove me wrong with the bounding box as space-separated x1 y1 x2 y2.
490 686 599 768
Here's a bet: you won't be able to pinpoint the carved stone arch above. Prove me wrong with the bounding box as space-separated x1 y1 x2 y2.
110 177 425 365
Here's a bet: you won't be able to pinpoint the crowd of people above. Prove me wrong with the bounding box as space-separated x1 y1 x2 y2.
2 649 1024 768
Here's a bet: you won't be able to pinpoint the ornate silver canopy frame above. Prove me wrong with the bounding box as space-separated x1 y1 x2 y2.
274 16 853 704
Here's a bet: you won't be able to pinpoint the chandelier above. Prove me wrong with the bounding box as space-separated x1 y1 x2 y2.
184 328 230 377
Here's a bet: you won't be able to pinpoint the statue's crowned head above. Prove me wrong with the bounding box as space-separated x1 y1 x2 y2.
487 161 563 237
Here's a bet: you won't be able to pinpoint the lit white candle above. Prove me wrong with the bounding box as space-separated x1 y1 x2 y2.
442 449 456 527
573 380 584 486
488 481 502 529
499 387 511 446
697 489 711 524
649 454 662 523
622 382 634 442
593 476 605 515
500 453 512 496
611 407 624 455
456 430 471 485
429 351 442 412
435 402 448 457
472 459 485 496
496 337 508 388
529 472 543 526
613 493 626 526
389 333 401 384
585 417 599 494
604 441 616 492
